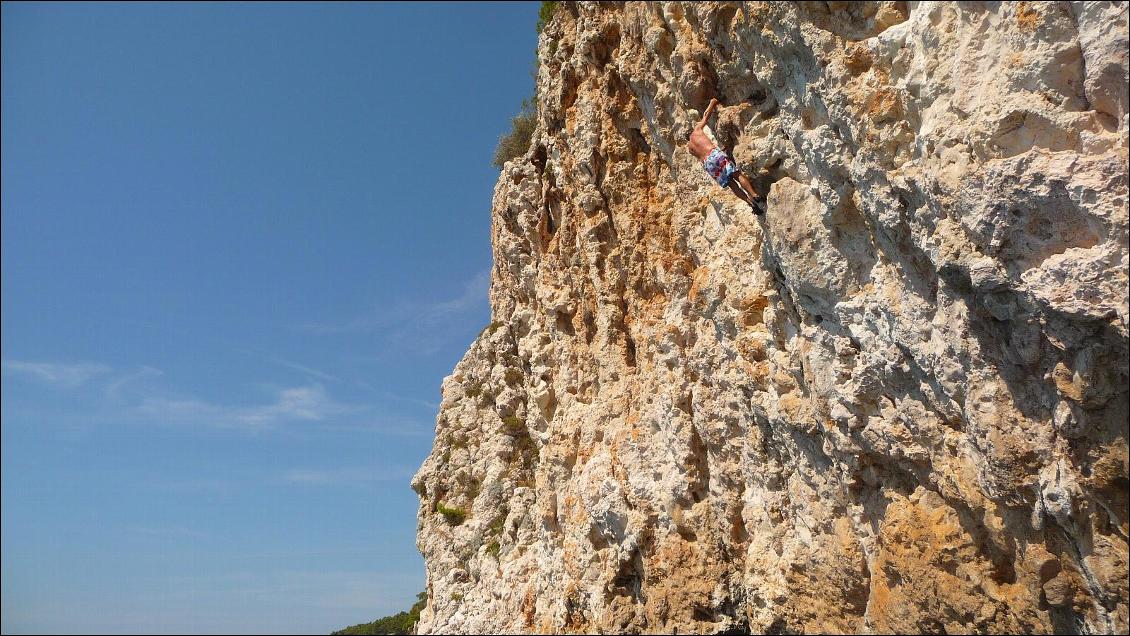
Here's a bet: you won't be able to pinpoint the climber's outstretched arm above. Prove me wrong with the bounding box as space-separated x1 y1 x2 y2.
697 97 720 129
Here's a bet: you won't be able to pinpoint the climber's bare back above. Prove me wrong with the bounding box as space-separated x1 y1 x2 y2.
688 98 721 160
688 126 716 162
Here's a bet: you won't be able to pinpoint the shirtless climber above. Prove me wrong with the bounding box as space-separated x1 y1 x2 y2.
689 98 766 215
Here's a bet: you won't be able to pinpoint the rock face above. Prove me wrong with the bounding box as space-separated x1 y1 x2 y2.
411 2 1129 633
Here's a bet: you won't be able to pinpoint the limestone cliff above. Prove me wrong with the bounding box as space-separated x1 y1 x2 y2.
411 2 1129 633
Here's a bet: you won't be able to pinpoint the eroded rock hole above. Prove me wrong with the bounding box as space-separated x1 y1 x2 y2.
627 126 651 154
729 507 749 543
591 24 620 67
532 144 547 174
540 189 563 250
555 310 576 336
611 549 645 601
687 426 710 504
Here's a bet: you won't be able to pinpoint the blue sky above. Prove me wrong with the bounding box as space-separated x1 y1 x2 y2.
1 3 539 633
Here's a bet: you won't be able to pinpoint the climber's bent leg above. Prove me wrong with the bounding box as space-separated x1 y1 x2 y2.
731 173 765 215
726 180 752 205
735 172 760 201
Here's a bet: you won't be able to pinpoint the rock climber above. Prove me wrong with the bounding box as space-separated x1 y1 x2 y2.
689 98 766 215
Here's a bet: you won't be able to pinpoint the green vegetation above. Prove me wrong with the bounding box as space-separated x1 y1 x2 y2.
492 2 560 169
485 540 501 558
332 592 426 635
501 414 525 433
436 502 468 525
536 2 559 34
478 321 505 338
488 509 508 536
464 381 485 399
492 99 537 169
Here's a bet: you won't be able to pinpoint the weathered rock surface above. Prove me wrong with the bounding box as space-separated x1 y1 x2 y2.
412 2 1129 633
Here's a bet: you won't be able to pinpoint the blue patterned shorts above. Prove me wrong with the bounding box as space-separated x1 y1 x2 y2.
704 148 736 187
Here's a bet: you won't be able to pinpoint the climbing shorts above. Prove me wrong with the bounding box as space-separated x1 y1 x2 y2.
704 148 737 188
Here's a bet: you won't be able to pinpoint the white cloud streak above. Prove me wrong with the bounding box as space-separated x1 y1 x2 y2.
237 349 340 383
3 359 433 435
105 365 164 398
134 383 356 430
1 360 112 388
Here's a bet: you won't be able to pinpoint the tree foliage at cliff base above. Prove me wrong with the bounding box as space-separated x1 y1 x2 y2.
331 592 426 635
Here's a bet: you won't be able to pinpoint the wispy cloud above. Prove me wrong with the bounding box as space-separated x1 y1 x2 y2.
238 348 341 383
420 268 492 321
105 365 164 398
248 385 346 422
377 390 440 412
134 383 356 430
3 358 434 436
1 360 112 388
297 269 491 352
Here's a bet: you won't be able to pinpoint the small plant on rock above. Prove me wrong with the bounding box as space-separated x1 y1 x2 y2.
436 502 467 526
502 415 526 434
478 321 505 338
488 510 508 537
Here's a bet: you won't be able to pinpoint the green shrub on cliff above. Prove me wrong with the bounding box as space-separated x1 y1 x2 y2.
478 321 505 338
501 414 525 432
492 99 537 169
485 540 501 558
536 2 559 34
492 3 559 168
436 502 467 525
